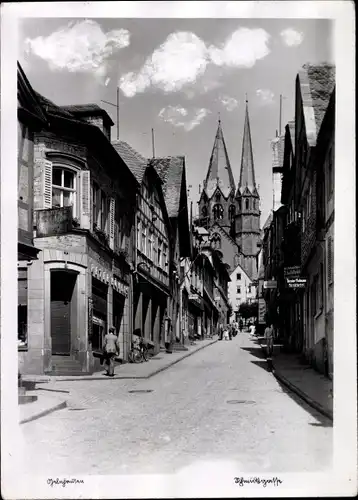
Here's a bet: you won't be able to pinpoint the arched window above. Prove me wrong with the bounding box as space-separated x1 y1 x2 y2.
215 193 221 202
253 199 256 210
201 206 208 217
238 198 242 211
213 204 224 220
245 198 249 210
229 204 236 220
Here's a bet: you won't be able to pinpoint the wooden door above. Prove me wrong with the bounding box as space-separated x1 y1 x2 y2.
51 300 71 354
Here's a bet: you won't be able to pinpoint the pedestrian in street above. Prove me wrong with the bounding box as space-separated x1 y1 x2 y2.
249 323 256 336
264 323 274 360
218 323 224 341
239 319 243 333
228 324 233 341
223 326 230 341
103 326 120 377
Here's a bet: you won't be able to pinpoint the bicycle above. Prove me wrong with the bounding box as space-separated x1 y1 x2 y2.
128 338 149 363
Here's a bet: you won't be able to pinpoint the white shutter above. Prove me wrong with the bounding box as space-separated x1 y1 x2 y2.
35 158 52 209
109 197 115 250
80 170 91 229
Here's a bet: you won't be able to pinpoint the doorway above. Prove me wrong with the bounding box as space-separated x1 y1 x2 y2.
50 270 77 355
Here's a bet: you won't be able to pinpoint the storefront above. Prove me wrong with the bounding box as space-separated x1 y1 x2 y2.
188 293 202 341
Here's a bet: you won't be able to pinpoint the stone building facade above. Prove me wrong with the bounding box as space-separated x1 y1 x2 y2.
18 66 138 375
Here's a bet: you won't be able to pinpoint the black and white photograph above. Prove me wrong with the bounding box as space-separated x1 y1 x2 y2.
1 1 356 498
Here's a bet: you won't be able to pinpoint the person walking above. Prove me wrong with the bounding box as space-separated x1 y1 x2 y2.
264 323 274 360
239 319 243 333
103 326 120 377
249 323 256 336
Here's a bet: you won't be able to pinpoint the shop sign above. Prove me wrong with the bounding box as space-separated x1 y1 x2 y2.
284 266 301 278
264 280 277 289
258 298 266 324
91 265 129 297
286 278 307 288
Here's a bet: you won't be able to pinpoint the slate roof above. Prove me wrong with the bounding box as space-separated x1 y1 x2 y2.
34 92 76 119
204 120 235 199
111 140 147 184
150 156 185 218
62 104 114 125
298 63 335 146
239 101 257 193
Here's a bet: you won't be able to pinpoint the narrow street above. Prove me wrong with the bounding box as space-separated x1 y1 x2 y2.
20 334 332 476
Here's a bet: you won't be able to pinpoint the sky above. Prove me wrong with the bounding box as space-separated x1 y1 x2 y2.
19 17 334 225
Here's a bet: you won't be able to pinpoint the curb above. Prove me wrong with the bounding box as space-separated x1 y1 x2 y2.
25 339 219 383
272 370 333 421
255 338 333 421
20 400 67 425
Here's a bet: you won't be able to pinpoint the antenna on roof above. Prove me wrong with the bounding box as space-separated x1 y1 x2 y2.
151 128 156 158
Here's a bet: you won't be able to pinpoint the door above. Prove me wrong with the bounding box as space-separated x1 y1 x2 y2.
50 270 77 355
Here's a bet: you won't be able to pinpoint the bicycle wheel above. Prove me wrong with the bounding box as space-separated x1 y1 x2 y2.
132 348 143 364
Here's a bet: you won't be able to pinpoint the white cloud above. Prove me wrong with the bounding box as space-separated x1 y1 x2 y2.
220 95 238 112
280 28 304 47
208 27 270 68
120 27 270 98
158 105 211 131
256 88 275 105
24 19 130 81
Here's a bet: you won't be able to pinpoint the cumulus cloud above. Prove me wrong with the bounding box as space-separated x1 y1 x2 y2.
280 28 304 47
220 95 239 112
24 19 130 81
120 27 270 98
158 105 211 131
256 88 275 105
208 28 270 67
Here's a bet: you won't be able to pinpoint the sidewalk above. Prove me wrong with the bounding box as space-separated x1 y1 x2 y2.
20 338 218 423
256 336 333 421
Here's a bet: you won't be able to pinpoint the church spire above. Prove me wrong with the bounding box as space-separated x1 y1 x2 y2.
204 118 235 199
239 99 256 192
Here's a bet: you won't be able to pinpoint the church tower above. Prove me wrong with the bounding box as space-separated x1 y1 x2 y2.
235 99 261 279
198 119 236 230
198 101 261 279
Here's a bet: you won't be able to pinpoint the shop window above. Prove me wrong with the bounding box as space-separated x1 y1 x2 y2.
18 268 28 348
52 167 77 216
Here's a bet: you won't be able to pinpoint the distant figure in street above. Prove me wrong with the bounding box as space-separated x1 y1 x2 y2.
249 323 256 336
239 319 243 332
264 323 274 359
223 325 230 341
103 326 120 377
218 323 224 341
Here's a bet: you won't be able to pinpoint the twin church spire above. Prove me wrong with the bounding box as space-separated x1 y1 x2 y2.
204 99 258 199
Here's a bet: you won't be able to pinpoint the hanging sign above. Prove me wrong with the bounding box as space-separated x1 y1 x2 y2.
264 280 277 289
284 266 301 278
286 278 307 289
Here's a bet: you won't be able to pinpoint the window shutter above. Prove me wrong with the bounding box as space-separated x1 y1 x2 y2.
327 236 333 284
80 170 91 229
35 158 52 209
109 197 115 250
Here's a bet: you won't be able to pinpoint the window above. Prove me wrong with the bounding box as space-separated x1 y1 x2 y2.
245 198 249 210
163 243 168 270
18 268 28 348
148 234 153 261
92 182 108 231
248 285 252 293
253 199 256 210
137 219 141 250
213 204 224 220
237 287 241 294
157 239 162 267
236 273 241 280
311 276 318 316
215 193 221 202
141 224 147 254
52 167 77 216
202 206 208 218
229 204 236 220
238 198 242 211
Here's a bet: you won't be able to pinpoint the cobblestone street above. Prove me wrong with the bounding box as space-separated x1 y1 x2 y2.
20 334 332 476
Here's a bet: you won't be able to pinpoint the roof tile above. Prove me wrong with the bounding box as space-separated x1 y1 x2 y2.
112 140 147 184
